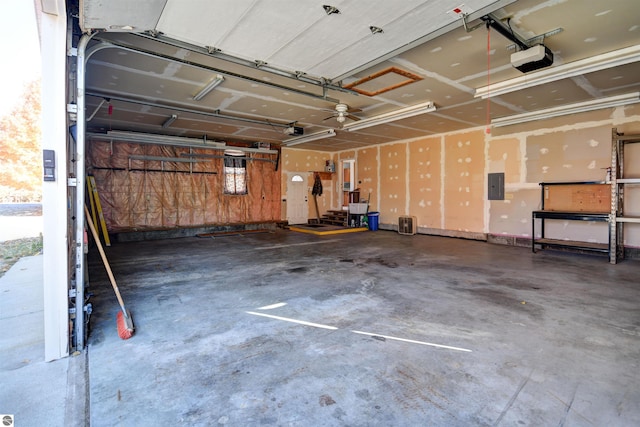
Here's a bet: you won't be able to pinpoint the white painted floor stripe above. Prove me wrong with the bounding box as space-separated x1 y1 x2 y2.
246 311 338 330
351 330 472 352
257 302 288 310
246 308 472 353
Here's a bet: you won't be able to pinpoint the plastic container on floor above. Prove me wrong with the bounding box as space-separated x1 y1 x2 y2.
367 212 379 231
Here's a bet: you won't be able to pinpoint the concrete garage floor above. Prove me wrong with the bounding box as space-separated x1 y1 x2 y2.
86 230 640 426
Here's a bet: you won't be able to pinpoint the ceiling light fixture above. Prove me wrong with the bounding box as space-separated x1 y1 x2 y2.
492 92 640 127
129 155 203 163
162 114 178 128
88 131 278 154
223 149 246 157
283 129 336 147
193 74 225 101
335 103 348 123
342 101 436 132
87 91 291 129
91 130 226 147
475 45 640 99
182 152 276 163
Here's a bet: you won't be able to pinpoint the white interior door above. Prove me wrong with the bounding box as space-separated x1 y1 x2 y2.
286 173 308 224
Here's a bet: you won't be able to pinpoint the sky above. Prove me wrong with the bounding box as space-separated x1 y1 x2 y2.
0 1 41 117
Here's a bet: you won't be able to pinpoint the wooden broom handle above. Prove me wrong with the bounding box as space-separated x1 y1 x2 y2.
84 205 127 312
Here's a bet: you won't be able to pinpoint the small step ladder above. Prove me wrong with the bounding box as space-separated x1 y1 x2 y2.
319 210 348 226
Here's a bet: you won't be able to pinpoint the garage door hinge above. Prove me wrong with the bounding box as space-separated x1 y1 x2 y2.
69 289 77 298
68 178 77 187
69 307 76 314
68 47 78 57
67 103 78 114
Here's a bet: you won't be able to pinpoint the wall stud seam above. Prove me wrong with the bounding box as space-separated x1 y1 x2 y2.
406 142 410 216
440 135 445 230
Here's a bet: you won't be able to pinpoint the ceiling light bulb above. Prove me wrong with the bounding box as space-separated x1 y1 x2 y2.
335 103 348 113
337 115 346 123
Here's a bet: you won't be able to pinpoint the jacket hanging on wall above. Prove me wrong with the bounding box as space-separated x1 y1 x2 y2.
312 173 323 196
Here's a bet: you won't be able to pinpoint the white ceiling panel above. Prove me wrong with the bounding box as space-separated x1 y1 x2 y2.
81 0 167 32
304 0 485 78
265 0 428 79
155 0 257 50
202 1 330 61
151 0 504 80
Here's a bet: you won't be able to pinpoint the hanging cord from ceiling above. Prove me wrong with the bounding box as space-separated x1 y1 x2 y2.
485 21 491 134
108 101 113 132
506 18 516 44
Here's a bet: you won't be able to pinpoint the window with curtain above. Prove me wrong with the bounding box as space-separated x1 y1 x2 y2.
223 154 247 195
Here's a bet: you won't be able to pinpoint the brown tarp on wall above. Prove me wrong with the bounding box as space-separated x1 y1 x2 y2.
87 139 281 232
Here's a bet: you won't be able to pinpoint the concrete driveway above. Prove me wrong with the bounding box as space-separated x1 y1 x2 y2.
0 203 43 242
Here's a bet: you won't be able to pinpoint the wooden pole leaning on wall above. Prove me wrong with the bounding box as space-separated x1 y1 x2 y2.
87 175 111 246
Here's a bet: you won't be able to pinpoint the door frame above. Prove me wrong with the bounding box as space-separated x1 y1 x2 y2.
286 172 309 224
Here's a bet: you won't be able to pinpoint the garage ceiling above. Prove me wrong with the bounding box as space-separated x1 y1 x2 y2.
79 0 640 151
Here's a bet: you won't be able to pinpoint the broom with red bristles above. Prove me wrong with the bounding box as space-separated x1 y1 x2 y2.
85 205 135 339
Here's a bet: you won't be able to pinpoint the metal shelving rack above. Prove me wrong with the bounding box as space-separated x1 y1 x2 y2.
610 128 640 264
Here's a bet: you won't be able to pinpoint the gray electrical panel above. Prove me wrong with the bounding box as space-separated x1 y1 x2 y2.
488 173 504 200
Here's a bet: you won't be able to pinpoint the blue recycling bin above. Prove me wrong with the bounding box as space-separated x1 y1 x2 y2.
367 212 379 231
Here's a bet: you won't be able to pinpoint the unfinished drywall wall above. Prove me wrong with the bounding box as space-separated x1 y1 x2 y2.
488 125 616 242
280 148 334 217
87 140 280 231
491 115 640 247
487 136 538 237
317 107 640 249
526 127 611 183
443 132 485 233
513 123 637 245
356 147 379 211
379 143 408 224
487 137 521 183
408 136 442 228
